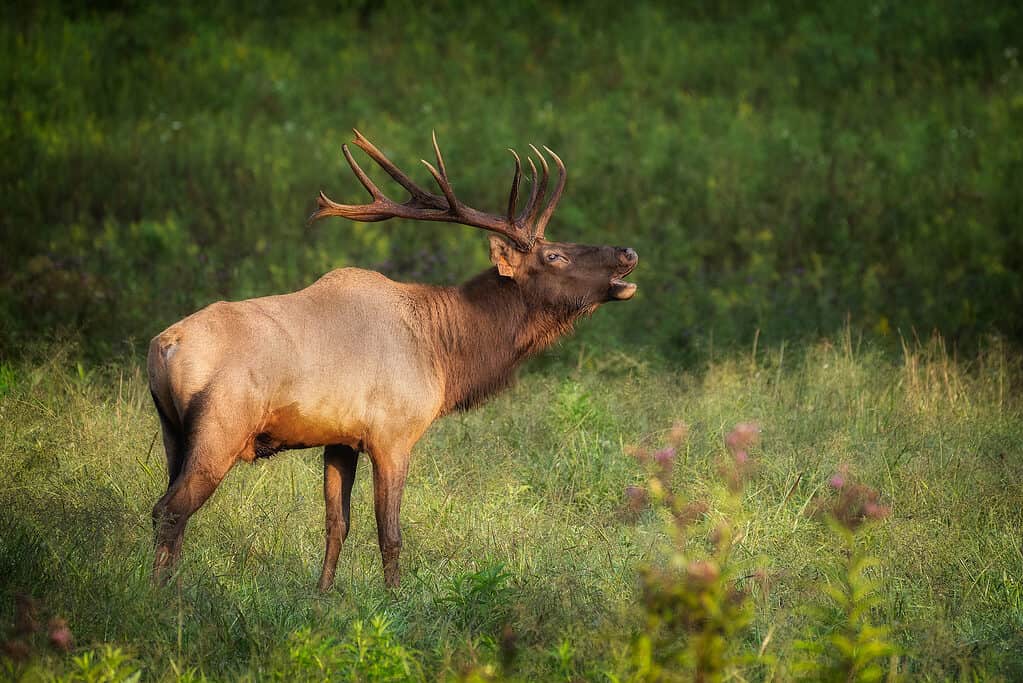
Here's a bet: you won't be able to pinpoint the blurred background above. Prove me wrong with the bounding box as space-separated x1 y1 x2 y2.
2 0 1021 363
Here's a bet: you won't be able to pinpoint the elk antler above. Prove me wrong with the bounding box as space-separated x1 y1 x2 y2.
309 130 566 251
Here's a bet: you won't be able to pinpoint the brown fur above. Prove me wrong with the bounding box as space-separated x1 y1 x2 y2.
413 269 586 413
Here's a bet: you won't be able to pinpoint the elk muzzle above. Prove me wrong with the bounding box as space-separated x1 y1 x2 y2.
608 247 638 301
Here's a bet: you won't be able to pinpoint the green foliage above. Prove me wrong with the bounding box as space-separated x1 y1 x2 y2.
795 555 897 682
1 338 1022 679
62 646 142 683
551 380 603 432
0 362 16 396
617 424 761 682
438 564 513 634
631 554 756 683
2 2 1022 360
1 645 141 683
549 638 577 681
275 618 421 682
794 522 899 681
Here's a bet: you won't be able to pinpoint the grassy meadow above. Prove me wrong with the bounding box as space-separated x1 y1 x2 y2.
3 1 1023 681
2 338 1022 680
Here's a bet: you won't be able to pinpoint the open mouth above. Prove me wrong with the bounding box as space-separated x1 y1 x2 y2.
608 262 637 301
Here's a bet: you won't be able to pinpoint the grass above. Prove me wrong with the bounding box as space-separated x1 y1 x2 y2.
1 334 1021 680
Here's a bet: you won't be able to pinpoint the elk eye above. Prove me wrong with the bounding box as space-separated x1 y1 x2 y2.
546 252 563 262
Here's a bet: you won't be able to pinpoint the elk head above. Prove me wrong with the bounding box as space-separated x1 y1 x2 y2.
309 130 638 314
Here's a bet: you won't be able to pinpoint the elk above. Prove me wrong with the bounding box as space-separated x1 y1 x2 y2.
148 130 638 590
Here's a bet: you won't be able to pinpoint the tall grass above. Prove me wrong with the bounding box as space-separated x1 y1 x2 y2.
1 335 1020 679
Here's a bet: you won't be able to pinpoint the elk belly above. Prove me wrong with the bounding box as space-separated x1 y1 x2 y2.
247 401 365 460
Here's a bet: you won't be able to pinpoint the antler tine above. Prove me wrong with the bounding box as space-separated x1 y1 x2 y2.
525 144 550 227
506 149 522 222
308 143 393 224
421 131 463 213
431 130 448 181
532 145 567 240
310 188 393 224
351 129 437 204
421 157 460 213
341 143 383 200
518 156 540 225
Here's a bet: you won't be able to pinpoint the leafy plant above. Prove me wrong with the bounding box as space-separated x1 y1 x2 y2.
277 617 422 682
795 470 898 682
617 422 765 682
550 638 577 681
439 564 514 635
61 646 142 683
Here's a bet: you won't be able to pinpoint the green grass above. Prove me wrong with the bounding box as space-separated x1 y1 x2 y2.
2 336 1021 680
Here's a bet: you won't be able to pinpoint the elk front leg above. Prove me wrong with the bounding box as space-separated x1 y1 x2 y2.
371 454 409 589
318 444 359 592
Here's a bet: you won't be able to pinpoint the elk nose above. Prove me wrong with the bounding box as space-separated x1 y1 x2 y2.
618 248 638 266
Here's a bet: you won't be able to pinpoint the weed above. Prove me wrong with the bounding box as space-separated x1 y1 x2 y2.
794 472 898 682
274 617 421 682
63 646 142 683
439 564 514 635
617 422 763 682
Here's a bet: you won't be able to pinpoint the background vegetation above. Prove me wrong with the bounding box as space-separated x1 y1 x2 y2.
2 1 1022 680
2 0 1021 360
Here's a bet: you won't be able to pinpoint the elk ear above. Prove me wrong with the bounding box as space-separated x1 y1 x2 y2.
489 235 524 278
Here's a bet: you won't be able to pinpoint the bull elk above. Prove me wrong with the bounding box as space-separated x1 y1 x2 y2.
148 130 638 590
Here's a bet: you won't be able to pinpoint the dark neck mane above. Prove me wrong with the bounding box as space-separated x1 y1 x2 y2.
411 268 580 414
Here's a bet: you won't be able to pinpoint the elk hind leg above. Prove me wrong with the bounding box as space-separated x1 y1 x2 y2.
152 423 243 584
151 390 185 488
318 444 359 592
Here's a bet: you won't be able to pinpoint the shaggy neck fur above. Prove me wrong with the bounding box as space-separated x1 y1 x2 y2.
412 268 587 414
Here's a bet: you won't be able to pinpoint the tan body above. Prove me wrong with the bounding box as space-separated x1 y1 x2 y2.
150 268 433 590
151 269 443 461
147 132 637 590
